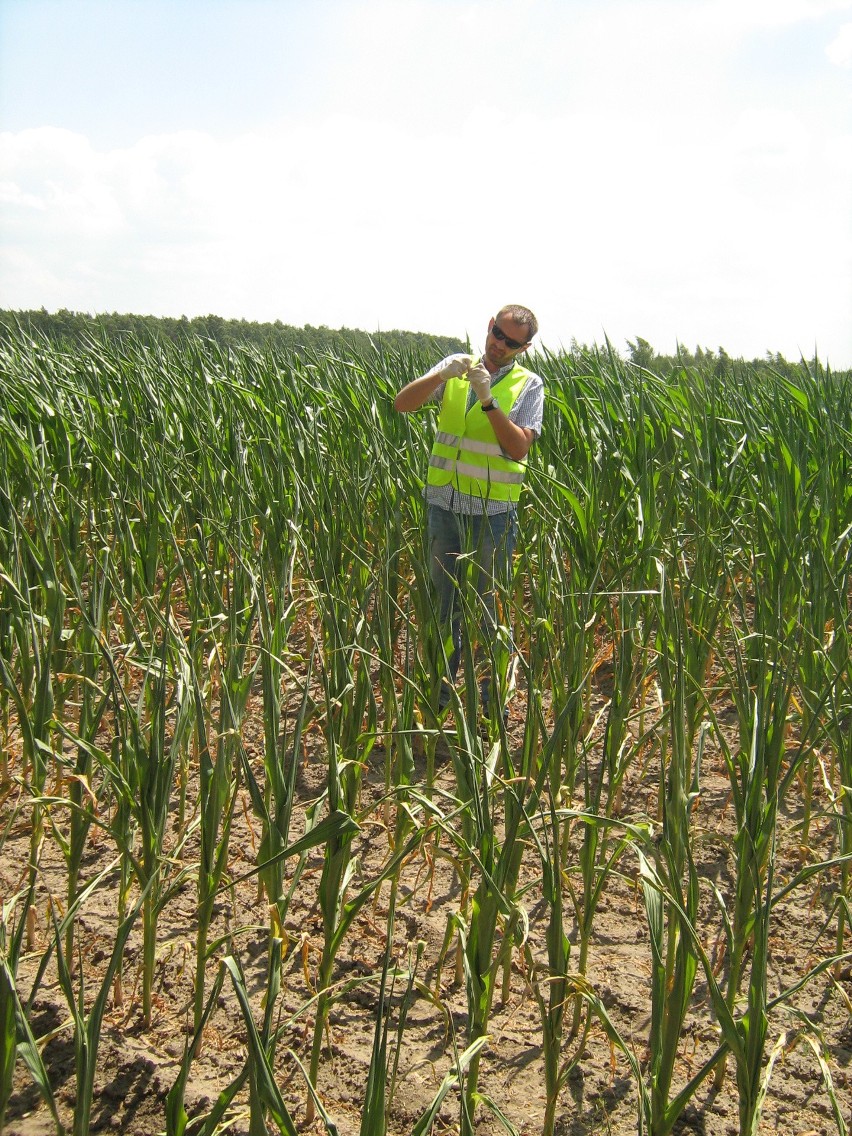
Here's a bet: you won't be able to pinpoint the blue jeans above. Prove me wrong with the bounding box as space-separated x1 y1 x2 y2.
427 503 517 709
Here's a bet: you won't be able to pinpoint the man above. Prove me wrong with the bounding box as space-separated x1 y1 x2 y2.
393 305 543 722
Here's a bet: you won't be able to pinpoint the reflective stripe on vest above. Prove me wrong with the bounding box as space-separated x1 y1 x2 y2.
427 362 531 502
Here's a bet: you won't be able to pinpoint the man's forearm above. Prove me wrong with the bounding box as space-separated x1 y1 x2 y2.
395 354 475 412
487 406 534 461
393 370 443 412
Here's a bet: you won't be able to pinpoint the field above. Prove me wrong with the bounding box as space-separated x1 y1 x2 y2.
1 331 850 1135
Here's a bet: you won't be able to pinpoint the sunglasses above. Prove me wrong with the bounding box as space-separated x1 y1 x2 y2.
490 320 529 351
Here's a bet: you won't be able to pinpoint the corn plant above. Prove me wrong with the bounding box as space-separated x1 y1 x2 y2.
417 584 548 1135
236 414 305 941
634 566 707 1135
0 884 62 1135
50 903 140 1136
566 586 652 1038
164 966 226 1136
9 859 149 1136
0 494 65 937
714 454 810 1024
304 647 374 1115
2 326 851 1135
524 795 570 1136
222 943 299 1136
240 635 308 940
829 660 852 963
188 642 243 1040
359 892 400 1136
52 542 114 963
641 831 852 1136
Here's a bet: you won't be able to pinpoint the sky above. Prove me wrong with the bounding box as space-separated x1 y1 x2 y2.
1 0 851 364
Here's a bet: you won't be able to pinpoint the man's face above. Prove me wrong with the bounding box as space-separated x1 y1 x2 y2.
484 314 532 371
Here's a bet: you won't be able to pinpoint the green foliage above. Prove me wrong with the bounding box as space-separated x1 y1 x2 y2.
1 323 850 1136
0 306 466 360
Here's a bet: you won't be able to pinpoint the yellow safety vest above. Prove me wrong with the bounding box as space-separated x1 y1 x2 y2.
427 362 531 503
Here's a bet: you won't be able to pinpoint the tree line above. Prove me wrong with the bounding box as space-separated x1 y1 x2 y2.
0 308 841 381
621 334 834 381
0 307 467 360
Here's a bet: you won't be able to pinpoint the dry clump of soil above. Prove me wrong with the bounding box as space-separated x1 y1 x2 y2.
2 686 851 1136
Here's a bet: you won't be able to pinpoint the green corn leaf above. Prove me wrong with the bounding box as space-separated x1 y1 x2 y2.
223 809 360 891
1 958 63 1135
410 1037 489 1136
221 955 298 1136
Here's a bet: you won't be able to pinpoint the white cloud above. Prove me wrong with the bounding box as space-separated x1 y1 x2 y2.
0 128 123 237
1 0 851 364
0 179 46 212
709 0 852 28
1 107 849 361
827 21 852 65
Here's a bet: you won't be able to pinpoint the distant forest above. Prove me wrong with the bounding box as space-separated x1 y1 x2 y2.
0 308 837 380
0 307 466 361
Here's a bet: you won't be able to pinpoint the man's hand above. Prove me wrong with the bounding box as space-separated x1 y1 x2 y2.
467 363 493 404
440 354 474 380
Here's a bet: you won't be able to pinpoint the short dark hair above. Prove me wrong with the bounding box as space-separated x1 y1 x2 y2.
496 304 538 342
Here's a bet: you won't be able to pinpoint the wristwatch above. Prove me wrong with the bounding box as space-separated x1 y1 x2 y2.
482 398 498 412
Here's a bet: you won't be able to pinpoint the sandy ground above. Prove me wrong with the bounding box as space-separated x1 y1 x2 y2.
2 682 851 1136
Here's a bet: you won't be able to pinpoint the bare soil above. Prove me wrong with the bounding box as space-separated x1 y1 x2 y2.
2 681 850 1136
